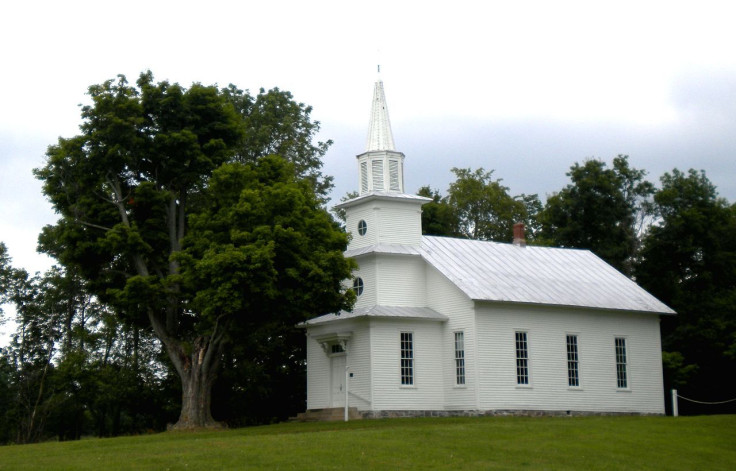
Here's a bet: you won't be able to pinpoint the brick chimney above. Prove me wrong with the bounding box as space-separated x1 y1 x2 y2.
513 223 526 247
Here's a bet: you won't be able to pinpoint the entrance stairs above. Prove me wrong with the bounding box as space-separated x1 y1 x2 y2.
293 407 362 422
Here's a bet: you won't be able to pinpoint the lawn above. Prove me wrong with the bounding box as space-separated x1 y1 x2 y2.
0 415 734 470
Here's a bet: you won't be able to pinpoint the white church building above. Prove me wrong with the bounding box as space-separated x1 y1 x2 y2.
300 77 675 418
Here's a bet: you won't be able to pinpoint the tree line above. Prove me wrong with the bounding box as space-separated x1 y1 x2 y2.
1 71 734 443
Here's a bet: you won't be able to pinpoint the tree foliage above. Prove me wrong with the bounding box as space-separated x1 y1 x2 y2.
222 85 334 199
439 168 541 242
33 72 353 429
635 169 736 413
417 186 460 237
0 265 173 444
540 155 653 275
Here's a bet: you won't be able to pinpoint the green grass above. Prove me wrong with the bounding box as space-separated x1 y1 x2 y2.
1 415 734 470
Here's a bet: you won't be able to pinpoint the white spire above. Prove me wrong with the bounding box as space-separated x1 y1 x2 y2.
365 68 395 152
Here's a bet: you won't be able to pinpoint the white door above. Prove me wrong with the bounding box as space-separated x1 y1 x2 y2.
330 355 346 408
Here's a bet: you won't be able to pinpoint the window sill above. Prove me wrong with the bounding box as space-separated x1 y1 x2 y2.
515 384 533 389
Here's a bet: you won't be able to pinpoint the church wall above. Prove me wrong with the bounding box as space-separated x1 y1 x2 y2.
475 303 665 414
375 254 426 306
374 201 423 246
352 256 377 309
369 318 445 411
345 320 372 410
345 205 378 250
305 326 331 410
345 200 423 250
425 264 478 410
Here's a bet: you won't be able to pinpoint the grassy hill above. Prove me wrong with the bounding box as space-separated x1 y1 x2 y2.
1 415 734 470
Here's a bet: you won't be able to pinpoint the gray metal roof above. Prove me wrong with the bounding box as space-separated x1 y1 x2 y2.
344 244 421 258
334 191 430 209
302 305 448 326
421 236 675 315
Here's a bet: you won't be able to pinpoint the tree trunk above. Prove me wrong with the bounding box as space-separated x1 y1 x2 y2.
167 339 224 430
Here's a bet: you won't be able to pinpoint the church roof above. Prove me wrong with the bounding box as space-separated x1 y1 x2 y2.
365 76 395 152
303 305 448 326
335 191 430 210
421 236 675 315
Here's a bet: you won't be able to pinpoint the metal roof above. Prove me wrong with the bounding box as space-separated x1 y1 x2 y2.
334 191 430 210
421 236 675 314
302 305 448 326
344 244 421 258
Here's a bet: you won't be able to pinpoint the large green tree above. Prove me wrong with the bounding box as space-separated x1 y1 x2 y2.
540 155 653 275
35 72 354 429
636 169 736 413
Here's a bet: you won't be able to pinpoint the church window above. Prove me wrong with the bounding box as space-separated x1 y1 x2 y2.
615 337 628 389
372 160 384 191
358 220 367 236
360 161 368 193
352 277 364 296
515 331 529 385
567 334 580 388
400 332 414 386
454 331 466 385
389 159 400 191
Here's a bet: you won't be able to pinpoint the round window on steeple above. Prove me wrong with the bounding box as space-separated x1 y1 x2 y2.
358 220 367 236
353 277 364 296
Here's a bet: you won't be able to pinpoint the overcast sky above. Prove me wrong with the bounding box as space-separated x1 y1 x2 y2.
1 0 735 280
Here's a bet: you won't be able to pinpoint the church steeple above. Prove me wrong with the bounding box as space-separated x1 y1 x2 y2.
356 70 405 195
336 71 430 252
365 73 395 152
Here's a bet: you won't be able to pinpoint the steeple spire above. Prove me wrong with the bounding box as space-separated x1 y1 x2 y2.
355 70 405 195
365 67 395 152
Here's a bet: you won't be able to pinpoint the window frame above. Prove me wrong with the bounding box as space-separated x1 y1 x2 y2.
566 334 581 388
454 331 466 386
352 277 364 296
357 219 367 236
615 336 629 389
515 330 531 386
400 331 414 386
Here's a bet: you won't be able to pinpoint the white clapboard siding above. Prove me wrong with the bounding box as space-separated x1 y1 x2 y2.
345 321 372 410
475 303 665 414
375 254 426 306
369 319 445 410
352 259 377 309
345 200 423 250
374 201 423 246
345 205 378 250
305 327 331 410
425 264 478 410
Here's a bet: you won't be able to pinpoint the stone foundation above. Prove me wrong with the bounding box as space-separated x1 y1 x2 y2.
360 409 663 419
